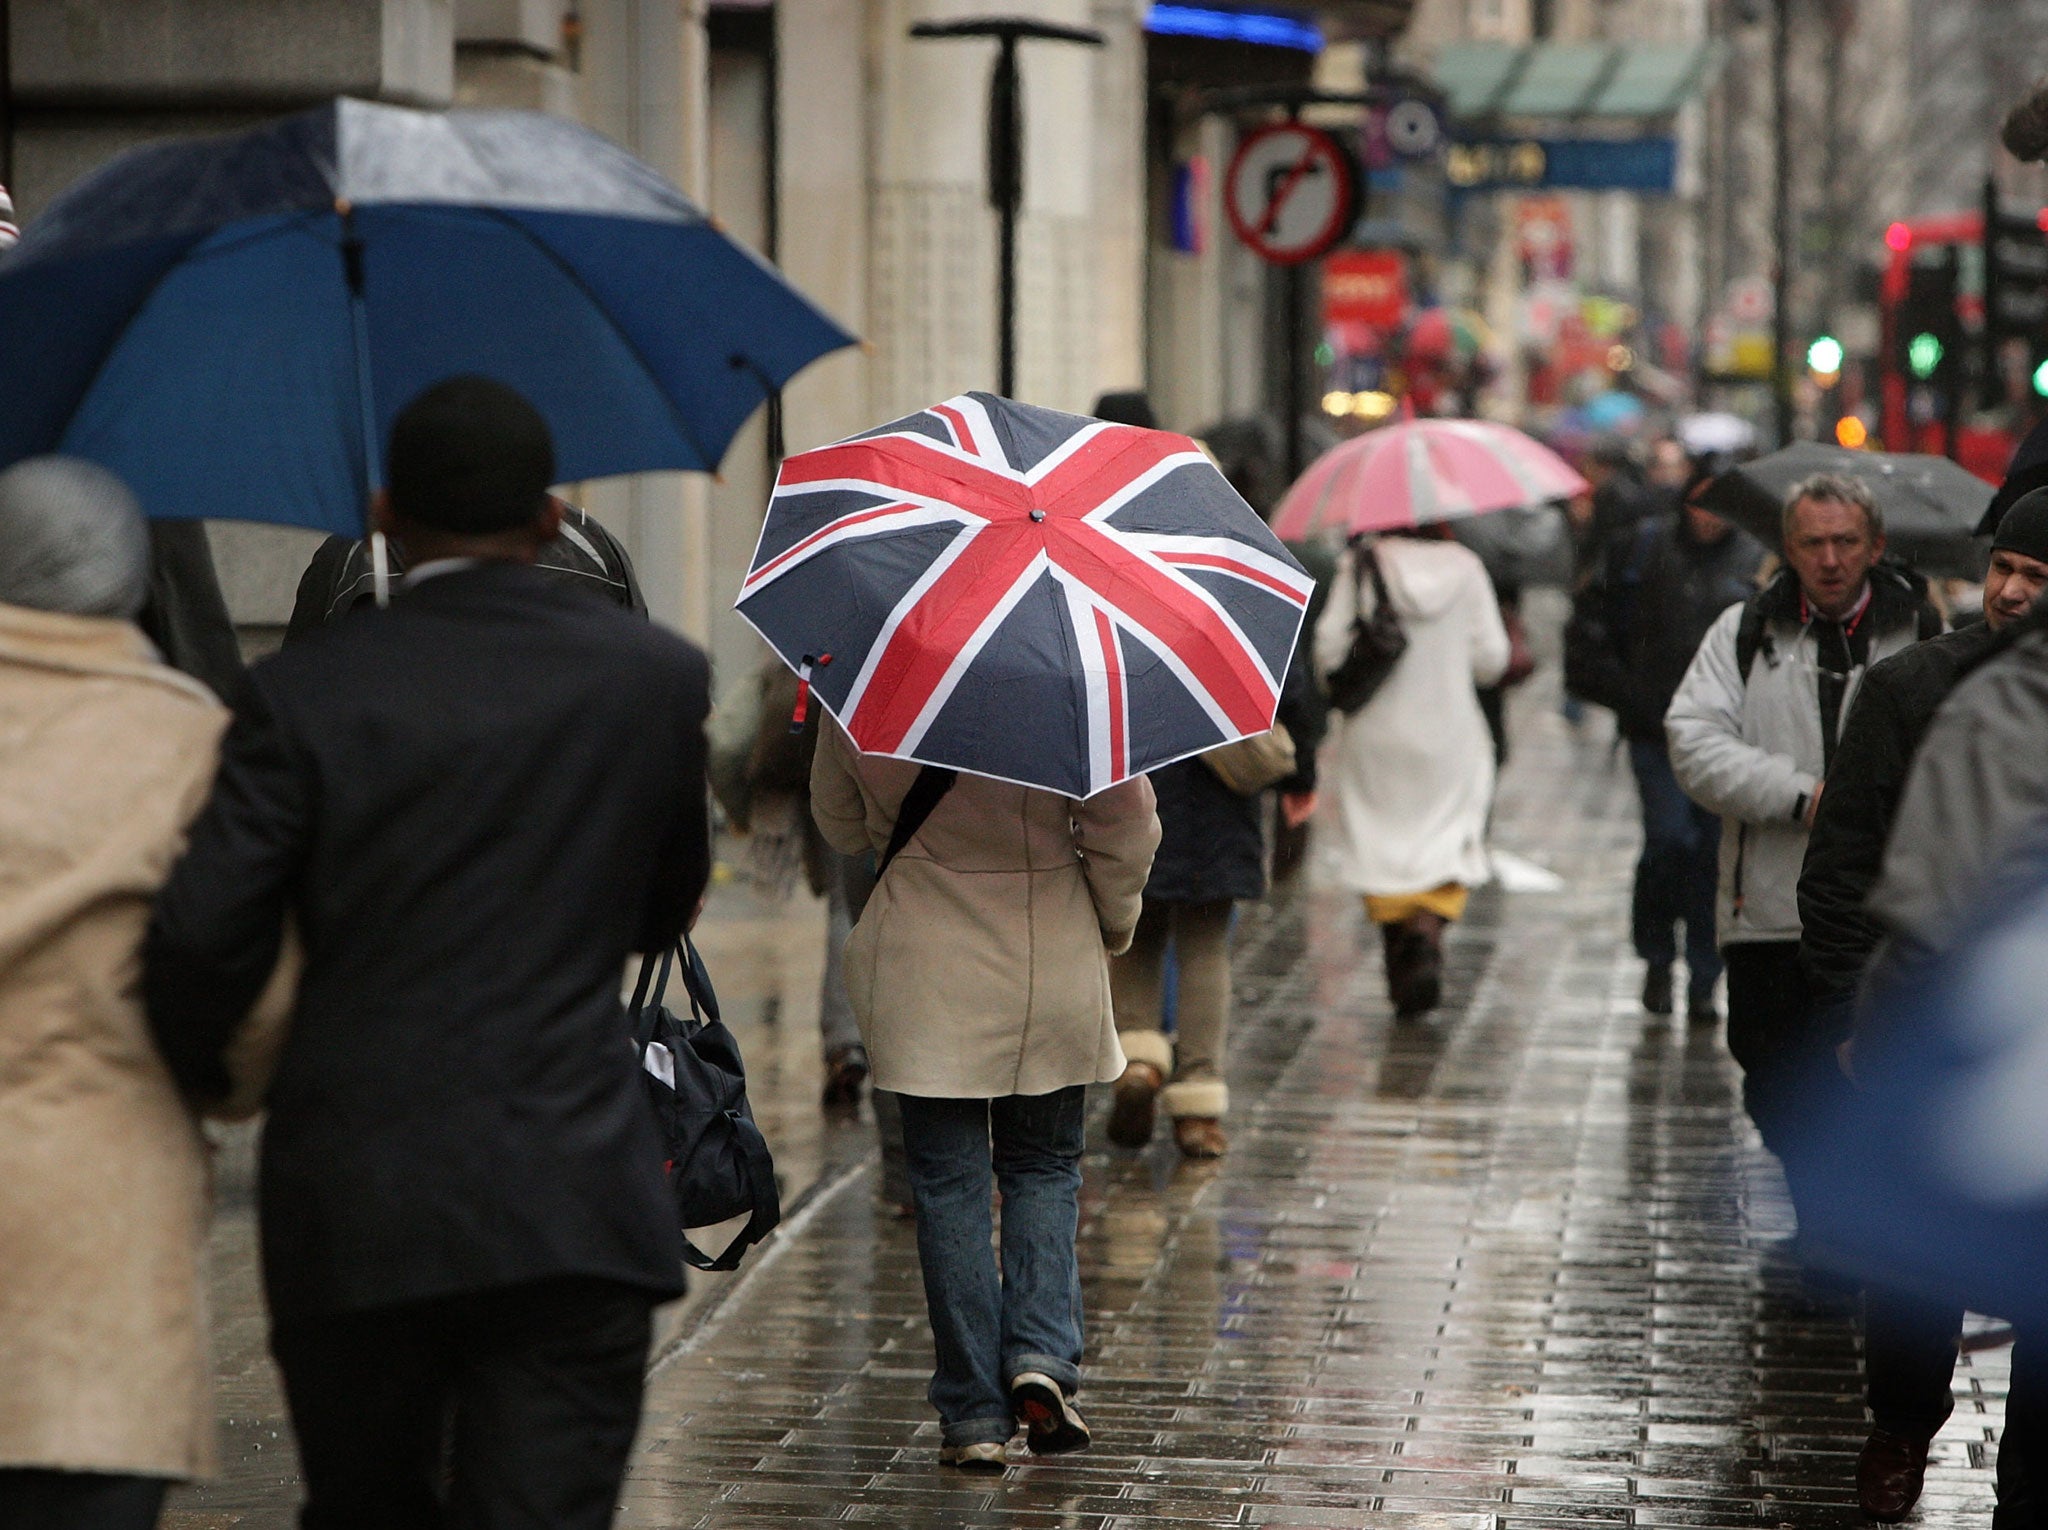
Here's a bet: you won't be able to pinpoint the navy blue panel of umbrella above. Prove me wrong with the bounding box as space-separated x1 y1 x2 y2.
1789 835 2048 1325
0 97 854 536
735 392 1314 799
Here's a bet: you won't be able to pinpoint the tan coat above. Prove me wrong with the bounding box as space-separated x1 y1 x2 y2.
810 721 1159 1099
0 603 227 1479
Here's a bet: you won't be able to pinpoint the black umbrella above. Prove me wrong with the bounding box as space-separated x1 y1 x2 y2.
1697 441 1993 579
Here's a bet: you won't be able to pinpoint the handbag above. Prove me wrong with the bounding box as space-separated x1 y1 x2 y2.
1324 545 1408 715
630 939 781 1271
1201 722 1297 795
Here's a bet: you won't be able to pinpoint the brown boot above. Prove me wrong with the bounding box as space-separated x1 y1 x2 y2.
1173 1116 1227 1159
1106 1060 1164 1148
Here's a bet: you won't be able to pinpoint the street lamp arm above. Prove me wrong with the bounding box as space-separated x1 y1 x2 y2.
909 18 1105 46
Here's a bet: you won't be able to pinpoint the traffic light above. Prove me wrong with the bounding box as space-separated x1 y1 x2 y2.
1807 335 1844 379
1896 253 1962 394
1984 178 2048 406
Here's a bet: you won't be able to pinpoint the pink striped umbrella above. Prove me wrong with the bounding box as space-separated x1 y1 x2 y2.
1270 418 1589 540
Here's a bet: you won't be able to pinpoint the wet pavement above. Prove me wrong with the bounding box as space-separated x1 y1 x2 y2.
166 662 2011 1529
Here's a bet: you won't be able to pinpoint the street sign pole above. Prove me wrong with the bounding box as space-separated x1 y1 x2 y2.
910 17 1104 400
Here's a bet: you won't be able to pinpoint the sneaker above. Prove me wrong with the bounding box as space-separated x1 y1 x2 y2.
1106 1061 1163 1148
1641 964 1674 1015
1011 1372 1090 1455
938 1440 1008 1472
1857 1426 1932 1522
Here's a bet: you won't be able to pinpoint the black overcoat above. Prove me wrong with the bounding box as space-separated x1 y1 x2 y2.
1142 649 1324 905
145 563 709 1320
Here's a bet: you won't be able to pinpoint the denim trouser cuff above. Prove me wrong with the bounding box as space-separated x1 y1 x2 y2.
941 1414 1017 1447
1005 1352 1081 1396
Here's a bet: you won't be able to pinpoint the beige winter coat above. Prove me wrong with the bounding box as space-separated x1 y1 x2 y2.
0 603 227 1479
810 720 1160 1098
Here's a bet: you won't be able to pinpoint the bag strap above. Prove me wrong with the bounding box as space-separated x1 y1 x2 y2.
679 1112 781 1271
629 937 720 1035
1361 544 1397 621
878 763 958 877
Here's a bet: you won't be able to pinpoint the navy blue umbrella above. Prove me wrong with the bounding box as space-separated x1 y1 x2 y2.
0 97 854 536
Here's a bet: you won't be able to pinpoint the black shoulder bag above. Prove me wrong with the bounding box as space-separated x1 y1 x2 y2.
1324 545 1409 715
631 939 781 1271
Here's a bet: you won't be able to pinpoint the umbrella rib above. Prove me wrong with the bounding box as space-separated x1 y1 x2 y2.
470 206 723 472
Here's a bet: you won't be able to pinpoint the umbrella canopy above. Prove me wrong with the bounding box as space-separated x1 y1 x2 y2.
0 97 853 535
1695 441 1991 579
735 393 1313 799
1793 844 2048 1324
1270 418 1589 542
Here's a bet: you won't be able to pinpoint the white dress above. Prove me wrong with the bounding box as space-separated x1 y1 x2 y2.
1313 536 1511 897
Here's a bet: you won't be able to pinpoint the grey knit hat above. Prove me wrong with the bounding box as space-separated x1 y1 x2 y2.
0 457 151 618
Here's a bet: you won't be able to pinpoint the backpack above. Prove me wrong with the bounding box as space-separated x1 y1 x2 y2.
631 940 781 1271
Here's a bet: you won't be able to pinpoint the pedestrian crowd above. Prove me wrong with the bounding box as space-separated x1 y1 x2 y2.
4 344 2048 1530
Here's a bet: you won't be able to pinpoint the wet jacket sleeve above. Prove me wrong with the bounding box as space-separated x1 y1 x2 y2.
1073 777 1161 956
144 678 308 1103
1275 640 1324 794
1870 651 2048 956
1562 534 1662 736
1797 666 1910 1011
1666 603 1817 825
1469 562 1512 687
809 720 874 858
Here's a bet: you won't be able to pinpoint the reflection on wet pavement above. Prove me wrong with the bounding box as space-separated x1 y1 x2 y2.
169 680 2010 1529
617 687 2008 1528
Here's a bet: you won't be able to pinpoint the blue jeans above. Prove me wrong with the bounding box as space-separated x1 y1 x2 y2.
898 1088 1087 1445
1627 739 1722 993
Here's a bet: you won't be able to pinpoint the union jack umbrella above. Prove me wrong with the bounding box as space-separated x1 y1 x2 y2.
1270 418 1588 542
735 393 1314 798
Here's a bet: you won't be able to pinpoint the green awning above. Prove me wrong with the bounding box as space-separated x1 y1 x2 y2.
1432 39 1728 120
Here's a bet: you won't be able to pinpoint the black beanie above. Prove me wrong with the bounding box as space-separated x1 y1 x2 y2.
387 376 555 535
1994 485 2048 564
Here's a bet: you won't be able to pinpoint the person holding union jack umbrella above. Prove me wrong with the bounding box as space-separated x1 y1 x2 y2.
740 391 1312 1468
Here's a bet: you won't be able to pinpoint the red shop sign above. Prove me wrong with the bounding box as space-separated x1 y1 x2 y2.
1323 250 1409 331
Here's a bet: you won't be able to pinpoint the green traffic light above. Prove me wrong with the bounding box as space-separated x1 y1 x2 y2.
1807 335 1844 375
2033 357 2048 397
1908 332 1944 380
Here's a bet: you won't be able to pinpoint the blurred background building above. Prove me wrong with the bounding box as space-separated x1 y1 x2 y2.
5 0 2048 677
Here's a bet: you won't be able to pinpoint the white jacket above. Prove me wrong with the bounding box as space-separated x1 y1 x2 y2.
1665 569 1930 945
1314 537 1509 897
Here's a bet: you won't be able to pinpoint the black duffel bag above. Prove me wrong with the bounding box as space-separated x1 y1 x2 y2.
630 939 781 1271
1324 543 1408 715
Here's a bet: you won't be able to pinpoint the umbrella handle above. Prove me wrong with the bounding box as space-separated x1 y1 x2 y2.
370 530 391 608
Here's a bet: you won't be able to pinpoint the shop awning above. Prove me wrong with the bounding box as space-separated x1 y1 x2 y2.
1432 39 1727 120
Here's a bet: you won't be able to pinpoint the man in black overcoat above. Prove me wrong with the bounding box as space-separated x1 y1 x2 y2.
144 377 709 1529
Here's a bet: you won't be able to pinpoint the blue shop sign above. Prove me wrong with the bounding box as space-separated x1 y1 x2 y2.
1446 137 1678 194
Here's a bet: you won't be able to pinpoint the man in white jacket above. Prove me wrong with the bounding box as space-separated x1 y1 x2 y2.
1665 473 1938 1183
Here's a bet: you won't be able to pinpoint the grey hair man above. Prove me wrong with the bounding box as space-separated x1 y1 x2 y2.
1665 470 1938 1190
0 457 150 619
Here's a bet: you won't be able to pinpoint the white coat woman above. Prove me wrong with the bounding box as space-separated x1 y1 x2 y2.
1314 528 1510 1017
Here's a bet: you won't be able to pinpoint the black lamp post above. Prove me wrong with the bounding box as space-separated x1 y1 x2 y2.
909 16 1104 399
